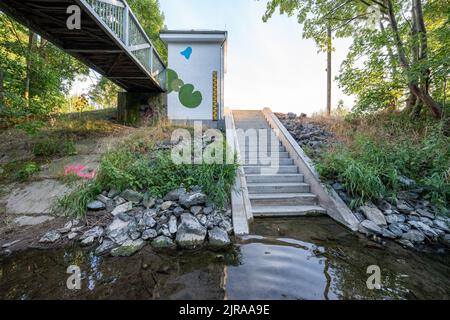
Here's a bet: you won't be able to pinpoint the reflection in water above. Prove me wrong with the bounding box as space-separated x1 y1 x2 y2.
0 217 449 299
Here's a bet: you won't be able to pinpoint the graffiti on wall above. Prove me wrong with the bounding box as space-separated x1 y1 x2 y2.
180 46 193 60
212 71 218 120
167 68 203 109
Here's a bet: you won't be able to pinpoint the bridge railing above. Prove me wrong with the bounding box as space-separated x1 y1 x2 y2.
83 0 166 90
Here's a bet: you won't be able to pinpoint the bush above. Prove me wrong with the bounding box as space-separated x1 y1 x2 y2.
15 162 40 181
317 124 449 210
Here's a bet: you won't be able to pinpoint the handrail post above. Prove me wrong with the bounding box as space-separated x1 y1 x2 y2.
150 47 154 75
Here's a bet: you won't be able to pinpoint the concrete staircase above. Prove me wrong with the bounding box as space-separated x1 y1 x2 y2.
233 110 326 218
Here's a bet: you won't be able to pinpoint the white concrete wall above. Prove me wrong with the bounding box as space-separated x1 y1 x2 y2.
167 42 224 120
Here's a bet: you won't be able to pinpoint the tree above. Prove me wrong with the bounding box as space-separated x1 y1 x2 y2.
262 0 448 118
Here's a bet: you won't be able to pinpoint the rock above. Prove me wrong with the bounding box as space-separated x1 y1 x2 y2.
408 221 438 238
179 192 207 208
176 213 207 248
441 234 450 247
114 196 126 206
396 200 414 214
143 211 157 228
111 202 133 216
117 212 133 222
105 219 130 245
164 187 186 201
332 182 344 192
420 217 433 227
81 236 95 246
67 232 78 240
220 219 233 234
416 208 435 219
161 201 174 210
397 223 411 232
358 220 382 236
381 228 397 239
203 207 214 215
80 226 104 240
173 207 184 217
190 206 203 215
208 227 231 247
407 215 420 222
108 189 119 198
169 216 178 234
359 205 387 227
129 231 141 240
94 240 117 256
87 200 105 211
377 200 392 211
96 194 111 204
353 211 365 223
111 239 145 257
433 219 450 233
398 176 417 188
39 230 61 243
142 229 158 240
402 230 425 243
397 239 415 248
385 215 398 224
388 224 404 237
198 215 207 226
57 221 75 234
120 189 143 204
152 236 175 249
142 194 156 209
432 228 445 238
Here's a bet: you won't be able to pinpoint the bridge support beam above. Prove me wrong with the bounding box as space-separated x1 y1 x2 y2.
117 92 167 125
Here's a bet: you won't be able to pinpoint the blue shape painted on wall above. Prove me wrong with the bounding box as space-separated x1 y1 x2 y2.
180 47 193 60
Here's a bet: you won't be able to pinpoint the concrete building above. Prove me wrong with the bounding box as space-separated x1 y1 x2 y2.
160 30 227 128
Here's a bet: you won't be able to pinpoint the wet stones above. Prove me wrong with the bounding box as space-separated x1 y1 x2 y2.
176 213 207 249
39 230 61 243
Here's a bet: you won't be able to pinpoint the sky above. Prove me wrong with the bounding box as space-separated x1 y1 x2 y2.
159 0 355 115
72 0 355 116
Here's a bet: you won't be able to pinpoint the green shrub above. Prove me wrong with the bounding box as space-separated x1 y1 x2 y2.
15 121 45 135
15 162 40 181
33 137 77 158
317 125 449 211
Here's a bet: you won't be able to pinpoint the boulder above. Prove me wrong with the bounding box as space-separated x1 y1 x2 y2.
358 220 382 236
190 206 203 215
179 192 207 208
388 224 404 237
163 187 186 201
219 219 233 234
433 219 450 233
105 219 130 245
396 200 414 214
111 202 133 216
168 215 178 234
173 207 184 217
208 227 231 247
143 211 157 228
87 200 105 211
152 236 175 249
381 228 397 239
111 239 145 257
142 229 158 240
161 201 174 210
176 213 207 248
416 208 435 219
80 226 104 240
402 230 425 243
359 205 387 227
39 230 61 243
94 240 117 256
408 221 438 238
120 189 143 204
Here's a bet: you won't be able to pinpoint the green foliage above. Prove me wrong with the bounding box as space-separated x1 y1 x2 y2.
15 161 40 181
317 123 450 210
57 134 238 217
33 138 77 158
15 120 45 135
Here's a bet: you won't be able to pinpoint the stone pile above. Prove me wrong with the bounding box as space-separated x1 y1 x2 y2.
39 186 233 256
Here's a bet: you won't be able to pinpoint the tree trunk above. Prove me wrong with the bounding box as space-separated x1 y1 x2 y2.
326 25 332 116
25 31 36 110
385 0 442 118
413 0 430 94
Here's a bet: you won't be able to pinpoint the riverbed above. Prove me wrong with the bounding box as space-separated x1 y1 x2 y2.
0 217 449 299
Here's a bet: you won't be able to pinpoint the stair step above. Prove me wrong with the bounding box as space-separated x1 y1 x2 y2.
244 166 298 174
247 182 310 194
249 193 317 206
241 151 290 159
244 158 294 165
252 205 326 217
239 146 285 153
245 174 304 183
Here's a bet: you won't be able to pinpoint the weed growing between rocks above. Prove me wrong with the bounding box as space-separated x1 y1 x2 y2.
56 130 238 218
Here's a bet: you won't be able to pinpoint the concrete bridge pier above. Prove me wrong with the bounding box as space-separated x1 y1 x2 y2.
117 92 167 125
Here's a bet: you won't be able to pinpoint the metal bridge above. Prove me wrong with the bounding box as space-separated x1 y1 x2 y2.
0 0 167 92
